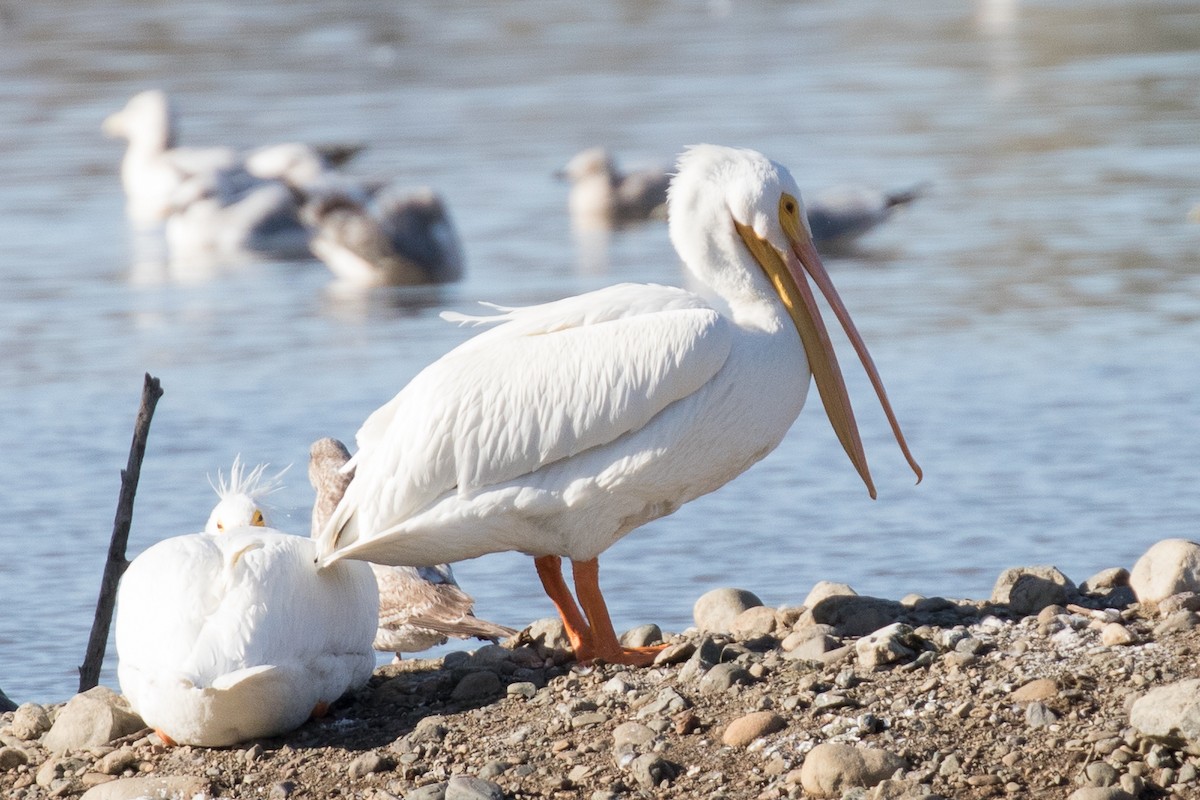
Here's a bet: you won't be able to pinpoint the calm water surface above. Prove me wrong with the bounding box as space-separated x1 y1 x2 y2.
1 0 1198 702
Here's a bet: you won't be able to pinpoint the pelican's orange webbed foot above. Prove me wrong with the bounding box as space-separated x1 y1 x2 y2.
154 728 179 747
590 642 668 667
310 701 331 719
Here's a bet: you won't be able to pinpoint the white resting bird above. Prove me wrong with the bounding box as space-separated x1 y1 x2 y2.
310 438 515 654
115 461 376 747
315 144 922 666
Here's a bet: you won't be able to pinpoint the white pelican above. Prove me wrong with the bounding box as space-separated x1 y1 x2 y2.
805 182 929 251
315 144 921 666
558 147 671 229
116 463 376 746
310 438 514 655
302 186 465 286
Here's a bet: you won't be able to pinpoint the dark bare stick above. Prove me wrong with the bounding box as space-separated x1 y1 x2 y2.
78 373 163 692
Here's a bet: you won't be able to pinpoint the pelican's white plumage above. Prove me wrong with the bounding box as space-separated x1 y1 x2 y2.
116 529 376 746
317 145 920 665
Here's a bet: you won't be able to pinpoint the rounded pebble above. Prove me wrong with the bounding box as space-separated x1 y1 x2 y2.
693 588 763 633
721 711 786 747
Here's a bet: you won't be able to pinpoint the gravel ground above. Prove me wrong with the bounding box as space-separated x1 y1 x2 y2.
3 568 1200 800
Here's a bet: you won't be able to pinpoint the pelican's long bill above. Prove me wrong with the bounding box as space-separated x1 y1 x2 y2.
734 205 922 499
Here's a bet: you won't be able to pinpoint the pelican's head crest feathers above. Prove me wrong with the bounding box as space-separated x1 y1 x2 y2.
205 456 290 534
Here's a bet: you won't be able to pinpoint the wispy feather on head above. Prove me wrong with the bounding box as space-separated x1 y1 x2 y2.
209 455 291 503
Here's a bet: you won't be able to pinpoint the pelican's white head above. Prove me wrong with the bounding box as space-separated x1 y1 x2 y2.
204 457 289 534
668 146 810 312
667 144 922 498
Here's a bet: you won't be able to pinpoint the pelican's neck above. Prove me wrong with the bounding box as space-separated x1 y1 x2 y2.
680 231 792 335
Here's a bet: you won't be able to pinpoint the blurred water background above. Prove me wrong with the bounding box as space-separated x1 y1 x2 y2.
1 0 1198 703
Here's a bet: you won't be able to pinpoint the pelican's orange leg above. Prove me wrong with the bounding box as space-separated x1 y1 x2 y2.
311 701 331 719
534 555 593 659
154 728 179 747
571 558 665 667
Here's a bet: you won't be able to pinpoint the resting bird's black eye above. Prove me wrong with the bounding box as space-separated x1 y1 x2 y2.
784 200 796 214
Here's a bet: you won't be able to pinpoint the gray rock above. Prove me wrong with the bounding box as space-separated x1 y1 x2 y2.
571 711 608 729
0 746 30 770
698 662 753 694
619 623 662 648
635 687 689 719
802 580 858 607
405 783 448 800
1079 567 1130 594
451 671 502 702
1083 761 1120 787
1159 592 1200 614
445 774 504 800
629 752 678 788
855 623 922 668
612 720 657 754
0 686 15 713
506 681 537 700
653 641 695 665
43 687 145 755
1129 678 1200 755
1026 701 1060 729
1099 622 1135 646
991 566 1076 615
1130 539 1200 603
269 781 296 799
407 715 449 744
693 587 763 632
799 743 906 797
347 751 393 779
1066 789 1135 800
477 761 509 780
526 617 573 659
79 776 211 800
729 606 778 640
97 746 139 776
10 702 52 740
802 595 905 637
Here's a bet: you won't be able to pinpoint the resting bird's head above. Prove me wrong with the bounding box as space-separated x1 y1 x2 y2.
205 457 288 534
102 89 177 151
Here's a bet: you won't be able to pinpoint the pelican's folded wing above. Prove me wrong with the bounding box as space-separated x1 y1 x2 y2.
317 283 730 558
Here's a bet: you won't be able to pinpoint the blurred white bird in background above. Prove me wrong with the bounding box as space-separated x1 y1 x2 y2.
316 144 921 666
558 146 671 230
103 89 363 266
804 182 929 252
309 438 514 656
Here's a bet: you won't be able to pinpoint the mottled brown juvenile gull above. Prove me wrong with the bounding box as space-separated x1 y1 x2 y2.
309 438 513 655
302 187 465 286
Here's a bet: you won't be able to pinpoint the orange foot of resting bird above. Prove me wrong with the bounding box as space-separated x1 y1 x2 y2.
534 555 668 667
154 728 178 747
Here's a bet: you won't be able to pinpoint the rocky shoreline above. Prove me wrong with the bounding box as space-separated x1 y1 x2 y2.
3 539 1200 800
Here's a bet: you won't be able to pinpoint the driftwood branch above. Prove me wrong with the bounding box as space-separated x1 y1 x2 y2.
78 373 163 693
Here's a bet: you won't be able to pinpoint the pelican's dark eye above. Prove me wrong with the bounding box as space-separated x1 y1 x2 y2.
784 200 796 214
